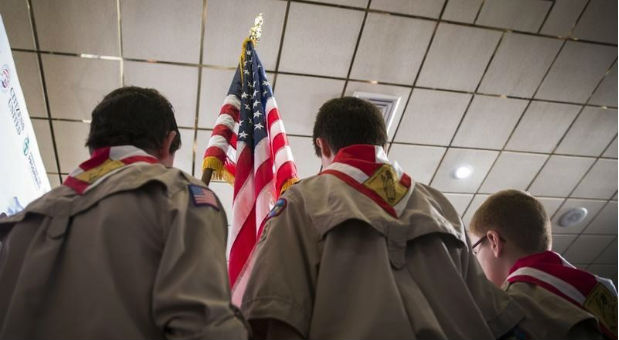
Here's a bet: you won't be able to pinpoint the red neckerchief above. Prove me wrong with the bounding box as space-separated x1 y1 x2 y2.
507 251 617 338
320 144 413 218
64 145 158 194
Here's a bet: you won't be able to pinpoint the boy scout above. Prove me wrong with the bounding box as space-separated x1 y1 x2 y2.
0 87 247 339
470 189 615 339
239 97 526 339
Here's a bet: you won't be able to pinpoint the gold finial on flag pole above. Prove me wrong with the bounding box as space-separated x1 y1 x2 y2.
249 13 264 45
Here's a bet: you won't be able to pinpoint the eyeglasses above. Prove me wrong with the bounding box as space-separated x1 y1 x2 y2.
471 235 487 256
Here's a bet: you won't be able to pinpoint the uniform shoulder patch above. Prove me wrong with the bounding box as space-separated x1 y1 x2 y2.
188 184 219 210
267 198 287 220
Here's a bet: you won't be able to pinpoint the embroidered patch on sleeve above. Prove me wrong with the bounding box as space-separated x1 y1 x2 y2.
188 184 219 210
267 198 287 220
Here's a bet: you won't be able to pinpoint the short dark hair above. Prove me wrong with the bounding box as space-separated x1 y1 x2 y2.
312 97 387 156
470 189 551 253
86 86 181 154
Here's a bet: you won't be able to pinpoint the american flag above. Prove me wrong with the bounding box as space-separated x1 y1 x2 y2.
202 39 298 289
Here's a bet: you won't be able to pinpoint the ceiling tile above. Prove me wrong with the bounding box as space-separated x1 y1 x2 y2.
198 68 236 129
505 101 581 153
194 129 211 177
124 61 198 128
478 33 562 97
42 55 120 121
288 136 321 179
572 0 617 44
538 197 565 218
370 0 445 18
52 120 91 173
551 198 605 234
589 63 617 107
540 0 587 37
175 128 195 176
121 0 202 63
394 89 471 145
556 107 617 156
593 238 617 263
535 41 617 103
31 119 58 173
388 144 445 185
430 148 498 193
203 0 286 70
462 194 490 228
563 234 614 263
208 181 234 224
452 95 527 149
479 152 547 193
529 155 595 197
12 51 46 118
443 193 474 218
0 0 34 49
32 0 118 56
47 173 61 189
417 23 501 91
272 74 344 136
278 3 363 77
350 13 434 85
344 81 410 141
585 201 618 235
310 0 368 7
572 159 617 199
442 0 482 24
476 0 552 33
552 234 577 254
587 263 618 286
603 136 617 158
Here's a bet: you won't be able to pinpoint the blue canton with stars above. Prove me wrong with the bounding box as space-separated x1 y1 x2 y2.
228 41 274 149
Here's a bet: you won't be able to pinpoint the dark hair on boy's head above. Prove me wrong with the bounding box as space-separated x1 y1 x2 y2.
312 96 387 156
86 86 181 153
470 189 551 253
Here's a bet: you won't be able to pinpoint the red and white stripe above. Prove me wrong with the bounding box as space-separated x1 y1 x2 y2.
205 94 297 293
322 145 413 218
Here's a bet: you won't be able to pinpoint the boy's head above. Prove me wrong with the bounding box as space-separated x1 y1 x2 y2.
469 189 552 286
86 86 181 166
312 97 387 167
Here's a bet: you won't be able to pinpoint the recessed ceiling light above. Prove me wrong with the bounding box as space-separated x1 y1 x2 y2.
453 165 473 179
558 207 588 227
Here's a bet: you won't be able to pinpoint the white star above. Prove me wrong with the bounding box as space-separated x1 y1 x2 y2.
253 110 262 118
239 131 248 139
243 69 249 75
248 82 254 89
252 90 259 96
241 92 248 99
244 104 250 110
262 80 269 86
246 50 252 56
253 100 260 108
262 90 269 96
254 122 264 130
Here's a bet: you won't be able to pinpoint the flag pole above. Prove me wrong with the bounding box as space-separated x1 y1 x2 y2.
201 13 264 187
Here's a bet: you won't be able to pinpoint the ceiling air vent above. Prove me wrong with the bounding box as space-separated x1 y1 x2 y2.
353 91 401 136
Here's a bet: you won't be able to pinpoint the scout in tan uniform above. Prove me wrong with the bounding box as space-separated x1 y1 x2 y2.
239 97 527 339
470 189 615 339
0 87 247 339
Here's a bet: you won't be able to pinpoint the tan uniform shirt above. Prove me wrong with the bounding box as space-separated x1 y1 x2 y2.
0 164 247 339
241 175 524 339
505 281 604 339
